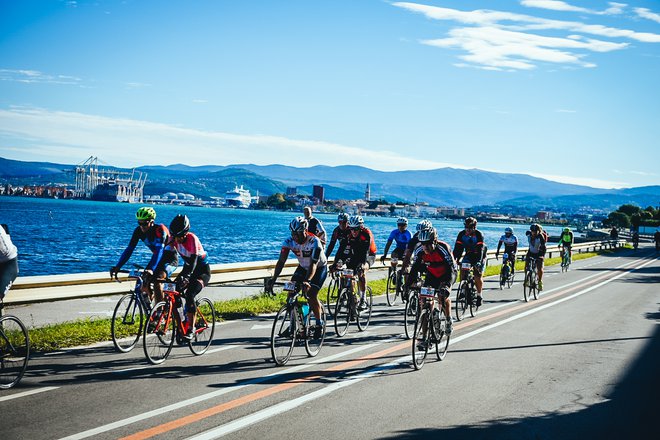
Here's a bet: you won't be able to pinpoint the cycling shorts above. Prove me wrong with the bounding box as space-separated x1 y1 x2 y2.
292 264 328 291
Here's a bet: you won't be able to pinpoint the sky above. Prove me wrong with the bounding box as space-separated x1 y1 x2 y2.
1 0 659 190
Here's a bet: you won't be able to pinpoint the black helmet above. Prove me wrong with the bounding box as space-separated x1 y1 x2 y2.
530 223 541 233
464 217 477 228
170 214 190 237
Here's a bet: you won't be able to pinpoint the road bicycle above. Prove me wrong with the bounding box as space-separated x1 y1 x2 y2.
411 286 450 370
111 265 153 353
333 265 373 337
455 262 479 321
403 270 423 340
498 253 515 289
143 279 216 364
325 269 343 318
385 256 405 306
524 256 540 302
560 246 572 272
0 301 29 389
270 280 326 366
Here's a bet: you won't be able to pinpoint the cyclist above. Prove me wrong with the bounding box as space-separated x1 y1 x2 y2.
406 227 457 348
325 212 351 258
495 227 518 275
267 216 327 336
401 219 434 301
110 207 178 304
655 229 660 252
558 227 574 264
525 223 547 291
332 214 374 310
453 217 487 307
0 224 18 302
632 230 639 250
380 217 411 264
168 214 211 339
304 206 327 247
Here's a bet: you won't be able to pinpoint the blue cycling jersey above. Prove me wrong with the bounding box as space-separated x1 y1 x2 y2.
388 229 411 251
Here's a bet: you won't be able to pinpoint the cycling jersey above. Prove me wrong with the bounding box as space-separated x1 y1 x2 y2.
116 223 178 272
326 225 350 257
387 228 412 252
410 240 457 288
559 231 574 245
497 234 518 254
335 228 371 267
527 234 547 256
170 232 209 279
453 229 485 261
281 232 327 270
306 216 327 247
0 226 18 263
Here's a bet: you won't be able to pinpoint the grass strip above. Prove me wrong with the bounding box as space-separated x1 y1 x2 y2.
24 247 624 352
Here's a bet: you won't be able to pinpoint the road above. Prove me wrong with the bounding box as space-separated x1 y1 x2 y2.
2 245 658 439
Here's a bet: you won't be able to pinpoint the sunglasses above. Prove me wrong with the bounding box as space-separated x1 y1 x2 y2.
138 220 150 226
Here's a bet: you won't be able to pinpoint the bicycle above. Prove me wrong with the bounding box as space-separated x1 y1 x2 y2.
0 301 30 389
523 256 539 302
143 279 216 364
560 246 571 272
498 253 515 289
270 280 326 366
333 265 373 337
385 256 404 306
325 269 343 318
111 265 153 353
411 286 450 370
403 271 423 340
455 262 479 321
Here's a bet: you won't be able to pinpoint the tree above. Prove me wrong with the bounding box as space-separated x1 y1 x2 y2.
606 211 631 228
617 204 641 217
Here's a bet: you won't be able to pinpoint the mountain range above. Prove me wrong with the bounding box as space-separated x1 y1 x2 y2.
1 156 658 212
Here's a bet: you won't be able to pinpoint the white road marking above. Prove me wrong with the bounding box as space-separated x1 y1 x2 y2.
0 386 59 402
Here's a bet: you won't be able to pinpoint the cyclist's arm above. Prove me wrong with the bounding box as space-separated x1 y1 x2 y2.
325 228 340 257
145 226 168 272
382 239 393 259
270 247 290 283
115 227 141 269
496 239 503 255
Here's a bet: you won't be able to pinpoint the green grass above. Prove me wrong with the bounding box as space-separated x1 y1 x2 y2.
22 247 624 352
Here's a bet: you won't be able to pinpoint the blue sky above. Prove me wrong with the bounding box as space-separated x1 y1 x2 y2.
1 0 659 189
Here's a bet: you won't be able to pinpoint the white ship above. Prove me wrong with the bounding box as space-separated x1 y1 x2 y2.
225 185 251 208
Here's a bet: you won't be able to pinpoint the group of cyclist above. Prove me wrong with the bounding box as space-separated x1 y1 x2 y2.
109 207 210 340
109 205 576 342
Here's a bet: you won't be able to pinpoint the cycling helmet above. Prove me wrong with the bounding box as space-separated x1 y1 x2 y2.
289 216 308 233
347 215 364 229
397 217 408 226
504 227 513 235
418 227 436 243
416 219 433 232
337 212 349 222
136 206 156 221
169 214 190 237
464 217 477 228
530 223 541 233
564 227 570 232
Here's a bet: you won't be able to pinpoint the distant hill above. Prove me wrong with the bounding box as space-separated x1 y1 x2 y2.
2 156 658 211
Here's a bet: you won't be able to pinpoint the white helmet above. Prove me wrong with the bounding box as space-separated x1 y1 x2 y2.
347 215 364 229
416 219 433 232
289 216 308 233
397 217 408 226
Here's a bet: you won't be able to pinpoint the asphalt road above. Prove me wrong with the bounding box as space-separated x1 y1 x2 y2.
2 245 658 440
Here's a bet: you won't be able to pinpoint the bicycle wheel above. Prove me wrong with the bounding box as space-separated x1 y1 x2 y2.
523 271 532 302
143 301 175 365
455 283 468 322
403 291 418 339
386 268 397 306
531 273 539 300
304 307 326 357
325 277 340 317
334 288 351 337
412 309 430 370
356 286 373 331
188 297 216 356
507 266 515 289
111 293 144 353
271 305 296 366
468 283 478 318
0 315 29 389
433 313 450 361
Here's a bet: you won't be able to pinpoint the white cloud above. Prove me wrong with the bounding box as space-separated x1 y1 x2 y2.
392 2 660 70
0 69 83 85
0 107 466 172
635 7 660 24
520 0 627 15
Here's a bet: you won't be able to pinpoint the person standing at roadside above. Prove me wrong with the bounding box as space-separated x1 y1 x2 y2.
0 224 19 301
304 206 327 247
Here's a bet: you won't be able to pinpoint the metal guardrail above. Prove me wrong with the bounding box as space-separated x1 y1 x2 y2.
4 239 627 305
